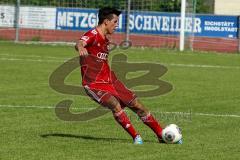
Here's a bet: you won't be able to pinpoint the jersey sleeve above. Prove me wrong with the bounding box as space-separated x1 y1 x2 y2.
80 29 97 46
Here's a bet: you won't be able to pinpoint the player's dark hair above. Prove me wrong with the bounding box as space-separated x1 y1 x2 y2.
98 7 121 25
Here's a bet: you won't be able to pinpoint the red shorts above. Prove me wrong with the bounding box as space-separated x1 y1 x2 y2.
84 80 137 108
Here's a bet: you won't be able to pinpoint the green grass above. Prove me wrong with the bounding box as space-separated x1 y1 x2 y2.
0 41 240 160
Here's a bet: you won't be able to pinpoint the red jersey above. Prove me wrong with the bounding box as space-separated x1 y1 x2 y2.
79 28 137 106
79 28 112 87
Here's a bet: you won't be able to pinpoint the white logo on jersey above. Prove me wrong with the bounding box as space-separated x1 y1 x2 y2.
97 91 103 96
97 52 108 60
91 29 98 34
81 36 89 42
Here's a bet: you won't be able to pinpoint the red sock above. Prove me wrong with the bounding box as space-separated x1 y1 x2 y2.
141 113 163 138
113 110 138 139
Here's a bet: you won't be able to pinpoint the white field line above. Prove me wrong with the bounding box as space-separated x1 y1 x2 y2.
0 104 239 118
163 111 240 118
0 53 67 60
166 63 240 69
0 104 95 111
0 55 240 70
0 57 64 63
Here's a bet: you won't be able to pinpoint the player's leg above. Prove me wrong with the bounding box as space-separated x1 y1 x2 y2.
128 98 164 140
101 96 142 143
113 79 164 140
84 86 141 143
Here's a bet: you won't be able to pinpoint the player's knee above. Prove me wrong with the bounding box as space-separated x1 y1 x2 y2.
104 97 122 113
129 98 138 107
129 98 143 109
129 98 149 116
111 104 122 113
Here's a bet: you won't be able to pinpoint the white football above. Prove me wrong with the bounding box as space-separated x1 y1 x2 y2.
162 124 182 144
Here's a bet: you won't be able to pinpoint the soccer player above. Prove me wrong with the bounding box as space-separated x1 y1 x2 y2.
75 7 165 144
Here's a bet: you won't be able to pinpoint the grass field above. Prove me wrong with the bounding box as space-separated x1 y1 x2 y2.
0 41 240 160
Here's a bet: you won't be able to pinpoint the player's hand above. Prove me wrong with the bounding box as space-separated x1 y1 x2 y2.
75 40 88 56
78 47 88 56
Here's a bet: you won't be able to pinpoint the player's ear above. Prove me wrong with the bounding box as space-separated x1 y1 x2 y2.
103 19 110 25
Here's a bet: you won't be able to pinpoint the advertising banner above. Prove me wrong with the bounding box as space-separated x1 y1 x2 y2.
0 5 238 39
56 8 238 38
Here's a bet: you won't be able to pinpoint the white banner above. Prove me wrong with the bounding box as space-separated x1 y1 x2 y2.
0 5 15 27
0 5 56 29
19 6 56 29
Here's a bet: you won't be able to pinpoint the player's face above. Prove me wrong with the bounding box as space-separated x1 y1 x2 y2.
106 14 119 34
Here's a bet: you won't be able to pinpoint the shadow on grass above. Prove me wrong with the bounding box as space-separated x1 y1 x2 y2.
40 133 157 143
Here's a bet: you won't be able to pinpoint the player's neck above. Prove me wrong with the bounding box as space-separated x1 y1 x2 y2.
96 26 107 39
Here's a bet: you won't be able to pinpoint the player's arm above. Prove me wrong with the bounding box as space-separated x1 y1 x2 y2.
75 40 88 56
75 31 96 56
